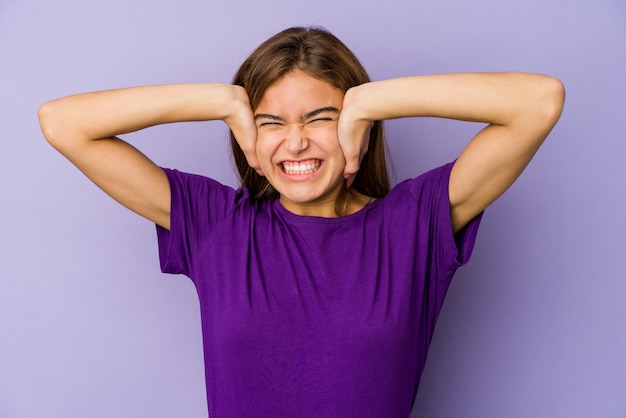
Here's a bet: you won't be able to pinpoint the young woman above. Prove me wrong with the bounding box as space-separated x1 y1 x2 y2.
39 27 564 417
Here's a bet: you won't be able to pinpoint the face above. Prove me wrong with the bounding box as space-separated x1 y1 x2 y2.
254 70 346 216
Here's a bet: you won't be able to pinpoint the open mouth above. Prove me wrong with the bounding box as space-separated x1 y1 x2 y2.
281 159 322 175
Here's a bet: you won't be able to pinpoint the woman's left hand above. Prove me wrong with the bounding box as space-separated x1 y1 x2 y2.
338 86 373 186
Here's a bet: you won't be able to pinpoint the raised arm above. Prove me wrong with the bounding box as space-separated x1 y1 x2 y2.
339 72 565 233
39 84 257 230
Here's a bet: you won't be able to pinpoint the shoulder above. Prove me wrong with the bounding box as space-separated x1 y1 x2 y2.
387 162 454 205
374 162 458 237
163 168 246 200
162 167 255 222
162 168 231 191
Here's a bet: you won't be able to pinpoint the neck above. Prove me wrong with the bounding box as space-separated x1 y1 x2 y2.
280 188 374 218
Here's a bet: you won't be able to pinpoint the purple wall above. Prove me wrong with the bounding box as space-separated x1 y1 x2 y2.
1 0 625 416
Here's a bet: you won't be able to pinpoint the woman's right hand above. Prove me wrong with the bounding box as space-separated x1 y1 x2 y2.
223 86 262 175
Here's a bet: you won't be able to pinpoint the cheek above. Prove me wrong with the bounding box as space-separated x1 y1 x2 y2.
315 128 343 157
255 132 283 169
306 125 339 147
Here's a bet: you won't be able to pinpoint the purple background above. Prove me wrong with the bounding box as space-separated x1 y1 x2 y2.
1 0 625 417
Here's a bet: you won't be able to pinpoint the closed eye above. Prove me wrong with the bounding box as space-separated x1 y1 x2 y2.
307 117 334 125
255 113 285 128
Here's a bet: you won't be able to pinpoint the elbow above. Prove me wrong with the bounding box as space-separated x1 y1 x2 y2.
538 75 566 126
38 98 79 152
38 100 62 148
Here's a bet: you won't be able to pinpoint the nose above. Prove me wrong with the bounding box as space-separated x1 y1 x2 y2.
284 124 309 154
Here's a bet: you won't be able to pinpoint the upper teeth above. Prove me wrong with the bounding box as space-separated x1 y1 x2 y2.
283 160 320 174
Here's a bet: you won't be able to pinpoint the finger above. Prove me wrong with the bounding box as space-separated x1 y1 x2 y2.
243 149 263 176
344 138 371 177
345 173 357 188
235 135 262 174
340 137 361 175
343 159 360 180
341 125 371 175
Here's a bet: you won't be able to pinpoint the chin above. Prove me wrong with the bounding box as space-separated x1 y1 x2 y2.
277 179 343 204
279 188 329 204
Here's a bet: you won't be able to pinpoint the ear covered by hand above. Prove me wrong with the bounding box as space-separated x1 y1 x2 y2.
338 87 374 187
225 86 263 176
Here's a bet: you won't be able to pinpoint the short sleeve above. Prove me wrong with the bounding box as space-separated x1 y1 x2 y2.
156 168 239 278
406 161 483 281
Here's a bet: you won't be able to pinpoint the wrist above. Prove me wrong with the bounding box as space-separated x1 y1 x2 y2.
342 84 373 122
221 85 251 120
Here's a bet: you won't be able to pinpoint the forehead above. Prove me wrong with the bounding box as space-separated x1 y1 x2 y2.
256 70 343 115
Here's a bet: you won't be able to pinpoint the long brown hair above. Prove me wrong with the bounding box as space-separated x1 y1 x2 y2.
231 26 390 215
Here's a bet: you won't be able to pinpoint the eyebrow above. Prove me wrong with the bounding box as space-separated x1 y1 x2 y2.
254 106 339 122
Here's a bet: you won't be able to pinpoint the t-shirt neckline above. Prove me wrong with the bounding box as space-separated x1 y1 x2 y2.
271 197 383 224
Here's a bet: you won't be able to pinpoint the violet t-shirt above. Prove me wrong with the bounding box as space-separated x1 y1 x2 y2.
156 162 481 417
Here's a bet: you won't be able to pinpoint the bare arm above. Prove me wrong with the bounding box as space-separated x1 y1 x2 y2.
39 84 257 230
339 72 565 233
